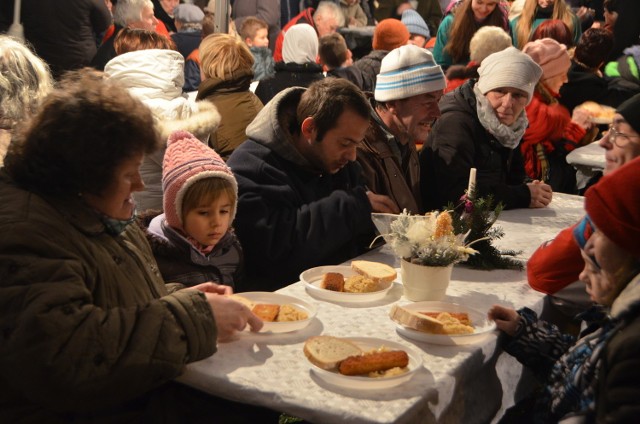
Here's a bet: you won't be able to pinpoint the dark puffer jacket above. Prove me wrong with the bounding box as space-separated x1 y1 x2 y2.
254 61 324 105
420 79 531 211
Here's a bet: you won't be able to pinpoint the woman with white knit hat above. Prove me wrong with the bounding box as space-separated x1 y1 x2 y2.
420 46 553 211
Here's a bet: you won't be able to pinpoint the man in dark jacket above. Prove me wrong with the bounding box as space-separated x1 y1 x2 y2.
227 78 397 291
358 44 446 214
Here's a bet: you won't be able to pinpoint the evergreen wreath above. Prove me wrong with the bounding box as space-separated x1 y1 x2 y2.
448 193 524 271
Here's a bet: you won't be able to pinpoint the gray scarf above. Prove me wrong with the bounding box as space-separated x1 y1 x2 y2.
474 85 528 150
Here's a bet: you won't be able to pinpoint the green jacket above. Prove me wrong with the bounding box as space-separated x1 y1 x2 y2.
0 171 217 421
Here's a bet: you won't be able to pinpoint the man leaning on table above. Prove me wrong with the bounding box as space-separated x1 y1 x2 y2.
357 44 446 214
227 78 398 291
528 93 640 324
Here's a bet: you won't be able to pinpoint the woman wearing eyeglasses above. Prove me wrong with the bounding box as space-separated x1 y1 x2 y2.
527 93 640 306
489 156 640 423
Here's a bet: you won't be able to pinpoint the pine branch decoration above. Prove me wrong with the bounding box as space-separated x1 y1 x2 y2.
449 194 524 271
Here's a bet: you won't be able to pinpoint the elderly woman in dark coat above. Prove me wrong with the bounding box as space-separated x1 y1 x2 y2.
420 47 553 211
490 157 640 422
0 69 265 422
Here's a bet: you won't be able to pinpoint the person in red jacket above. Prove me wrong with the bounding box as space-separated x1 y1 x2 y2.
273 1 343 62
528 93 640 324
521 38 594 194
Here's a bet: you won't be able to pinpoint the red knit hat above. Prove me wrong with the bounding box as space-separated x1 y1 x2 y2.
372 19 410 51
584 156 640 259
162 130 238 231
522 38 571 81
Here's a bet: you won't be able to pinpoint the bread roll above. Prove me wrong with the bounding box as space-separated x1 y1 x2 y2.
252 304 280 322
351 260 397 286
321 272 345 292
303 336 362 370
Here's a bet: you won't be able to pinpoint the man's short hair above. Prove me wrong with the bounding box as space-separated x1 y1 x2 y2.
113 0 153 27
297 78 369 142
313 1 345 28
318 33 348 69
240 16 268 41
575 28 614 69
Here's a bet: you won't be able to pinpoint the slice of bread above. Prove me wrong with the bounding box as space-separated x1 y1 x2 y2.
303 335 363 370
389 304 446 334
351 260 397 285
321 272 345 292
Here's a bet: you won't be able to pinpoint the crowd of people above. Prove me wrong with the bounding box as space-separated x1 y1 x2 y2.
1 0 640 422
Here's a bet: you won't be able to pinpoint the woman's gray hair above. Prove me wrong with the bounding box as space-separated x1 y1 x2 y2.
0 36 53 128
113 0 154 27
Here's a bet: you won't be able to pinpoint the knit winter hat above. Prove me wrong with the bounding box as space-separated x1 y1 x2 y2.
584 156 640 259
401 9 430 40
283 23 319 64
469 26 512 64
162 130 238 231
522 38 571 81
375 44 445 102
372 19 410 51
616 93 640 135
477 47 543 105
173 4 205 24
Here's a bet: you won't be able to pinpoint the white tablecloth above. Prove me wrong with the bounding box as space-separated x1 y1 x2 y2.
177 193 586 424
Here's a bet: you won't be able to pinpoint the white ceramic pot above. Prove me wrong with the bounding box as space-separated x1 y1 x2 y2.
400 259 453 301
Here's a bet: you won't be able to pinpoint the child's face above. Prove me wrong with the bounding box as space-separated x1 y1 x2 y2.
183 192 233 247
248 28 269 48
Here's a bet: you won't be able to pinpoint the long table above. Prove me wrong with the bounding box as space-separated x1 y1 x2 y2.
177 193 586 423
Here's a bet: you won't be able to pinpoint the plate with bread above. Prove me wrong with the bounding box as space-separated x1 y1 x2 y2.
229 292 317 333
301 260 397 303
303 335 422 390
389 301 496 346
578 101 616 124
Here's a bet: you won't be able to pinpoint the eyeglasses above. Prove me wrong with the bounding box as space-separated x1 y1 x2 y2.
607 123 638 148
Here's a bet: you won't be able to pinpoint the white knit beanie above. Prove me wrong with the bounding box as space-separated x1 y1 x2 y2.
375 44 446 102
477 47 543 105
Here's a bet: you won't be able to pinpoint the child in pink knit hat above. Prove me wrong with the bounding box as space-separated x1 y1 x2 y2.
146 130 243 288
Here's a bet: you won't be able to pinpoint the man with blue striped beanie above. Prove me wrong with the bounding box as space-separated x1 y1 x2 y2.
357 44 446 214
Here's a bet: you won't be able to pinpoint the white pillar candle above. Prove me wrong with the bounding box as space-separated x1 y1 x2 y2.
467 168 476 198
13 0 21 24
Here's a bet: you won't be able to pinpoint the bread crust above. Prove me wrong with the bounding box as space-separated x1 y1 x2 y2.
389 304 446 334
303 335 362 370
351 260 397 285
338 350 409 376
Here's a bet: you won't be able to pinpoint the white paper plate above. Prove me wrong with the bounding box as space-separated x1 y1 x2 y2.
237 292 317 333
590 116 614 125
308 337 422 390
393 301 496 346
301 265 394 303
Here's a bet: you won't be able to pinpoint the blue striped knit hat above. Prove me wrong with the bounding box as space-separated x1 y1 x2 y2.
375 44 445 102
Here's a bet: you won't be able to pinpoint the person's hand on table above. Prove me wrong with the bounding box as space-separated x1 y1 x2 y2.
527 180 552 208
189 282 233 295
366 190 400 213
488 305 521 337
205 294 263 342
